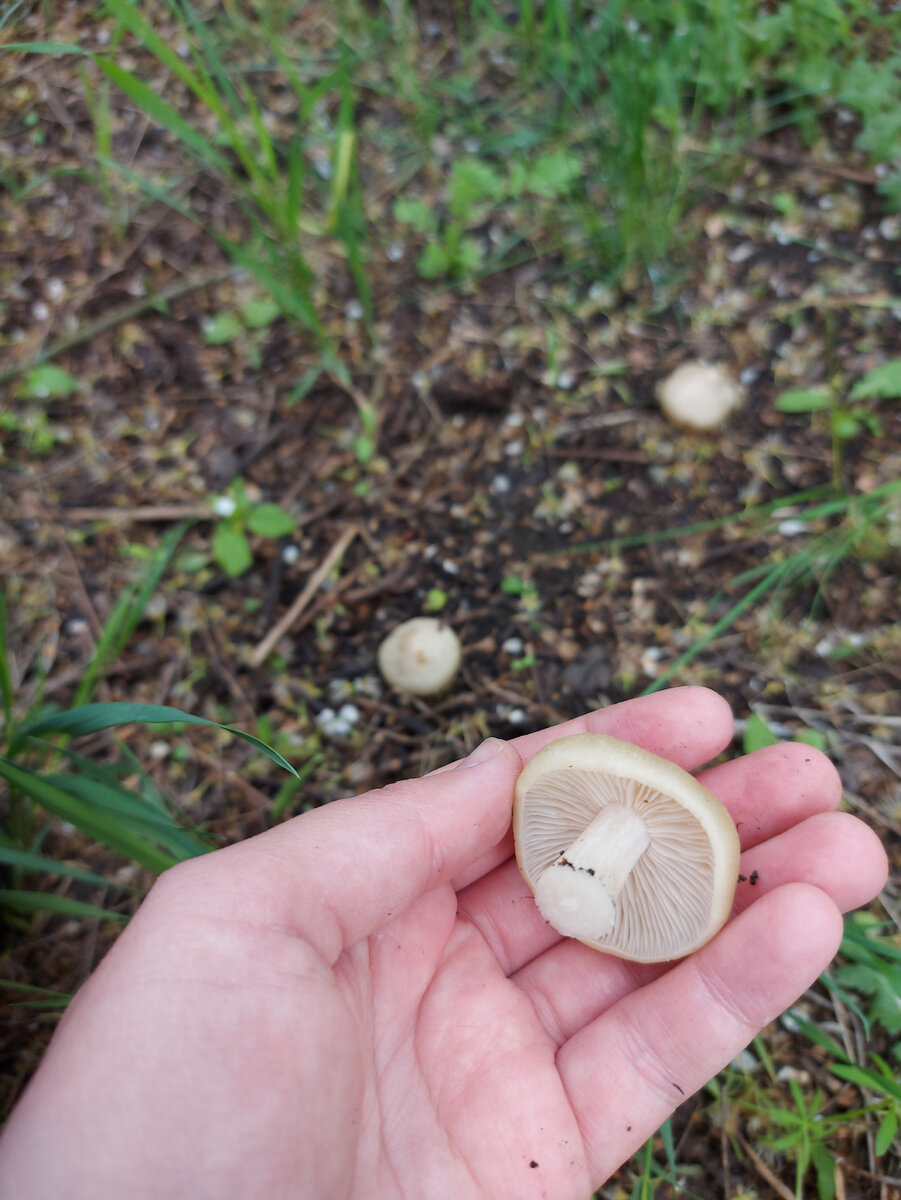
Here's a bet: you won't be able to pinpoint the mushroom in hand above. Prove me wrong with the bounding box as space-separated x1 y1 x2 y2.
513 733 740 962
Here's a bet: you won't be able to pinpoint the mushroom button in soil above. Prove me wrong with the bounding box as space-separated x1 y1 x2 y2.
512 733 741 963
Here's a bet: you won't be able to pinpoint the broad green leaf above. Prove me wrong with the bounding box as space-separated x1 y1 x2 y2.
456 236 483 275
23 702 299 777
875 1108 898 1157
448 158 503 218
0 845 130 889
352 433 374 464
774 388 833 414
831 1062 901 1103
15 364 80 400
393 196 435 233
830 408 861 440
418 242 451 279
203 312 244 345
743 712 780 753
528 149 581 198
424 588 447 613
213 524 252 576
850 358 901 401
0 889 126 921
811 1142 836 1200
795 728 830 753
834 962 901 1034
241 296 281 330
247 504 296 538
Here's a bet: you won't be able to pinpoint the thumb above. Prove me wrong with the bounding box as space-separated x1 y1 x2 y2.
166 738 521 963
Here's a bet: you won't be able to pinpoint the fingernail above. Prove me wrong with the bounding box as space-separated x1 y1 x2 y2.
457 737 506 770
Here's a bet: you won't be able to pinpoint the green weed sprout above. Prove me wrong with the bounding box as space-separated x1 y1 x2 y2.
210 478 297 578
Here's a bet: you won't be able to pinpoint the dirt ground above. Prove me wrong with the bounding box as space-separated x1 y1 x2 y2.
1 17 900 1198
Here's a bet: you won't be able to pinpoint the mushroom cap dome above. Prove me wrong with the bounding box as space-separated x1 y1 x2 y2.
513 733 740 962
377 617 462 696
656 361 741 432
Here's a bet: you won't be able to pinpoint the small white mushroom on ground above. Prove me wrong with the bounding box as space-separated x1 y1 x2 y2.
656 361 742 432
377 617 462 696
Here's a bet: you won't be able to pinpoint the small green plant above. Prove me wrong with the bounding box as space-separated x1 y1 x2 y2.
775 358 899 486
395 158 505 281
743 712 830 755
423 588 448 614
210 478 297 578
1 365 82 456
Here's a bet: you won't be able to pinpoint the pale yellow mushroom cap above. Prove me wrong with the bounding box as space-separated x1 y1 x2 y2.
377 617 462 696
656 361 742 432
513 733 740 962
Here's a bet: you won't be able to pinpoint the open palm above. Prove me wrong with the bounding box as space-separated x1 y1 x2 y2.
0 689 887 1200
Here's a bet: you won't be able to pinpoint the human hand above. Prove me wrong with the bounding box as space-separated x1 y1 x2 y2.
0 688 888 1199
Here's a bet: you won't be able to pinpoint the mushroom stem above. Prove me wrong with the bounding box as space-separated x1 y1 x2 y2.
533 804 650 943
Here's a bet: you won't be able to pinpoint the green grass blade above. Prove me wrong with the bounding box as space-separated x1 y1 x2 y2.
0 845 135 889
94 58 231 172
42 774 208 861
0 588 14 735
0 757 178 873
23 702 299 777
641 556 801 696
0 979 71 1008
101 0 217 106
2 41 91 54
73 522 186 707
0 889 127 921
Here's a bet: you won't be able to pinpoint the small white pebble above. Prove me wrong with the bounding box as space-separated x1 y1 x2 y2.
504 439 524 457
507 708 528 725
502 637 524 655
739 366 759 385
442 560 460 575
492 474 511 494
556 368 575 391
731 1049 758 1073
45 277 65 302
149 740 170 760
423 544 439 560
64 617 89 636
211 496 237 518
281 544 300 564
778 519 808 537
641 646 664 677
503 410 525 428
344 299 364 320
31 300 50 321
327 678 354 702
337 703 359 726
386 242 405 262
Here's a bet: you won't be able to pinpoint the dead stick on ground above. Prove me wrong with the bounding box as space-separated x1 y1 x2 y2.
60 504 212 523
250 526 359 668
0 267 232 388
738 1136 796 1200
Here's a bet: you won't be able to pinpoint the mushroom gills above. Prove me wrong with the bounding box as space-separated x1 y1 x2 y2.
533 803 650 943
